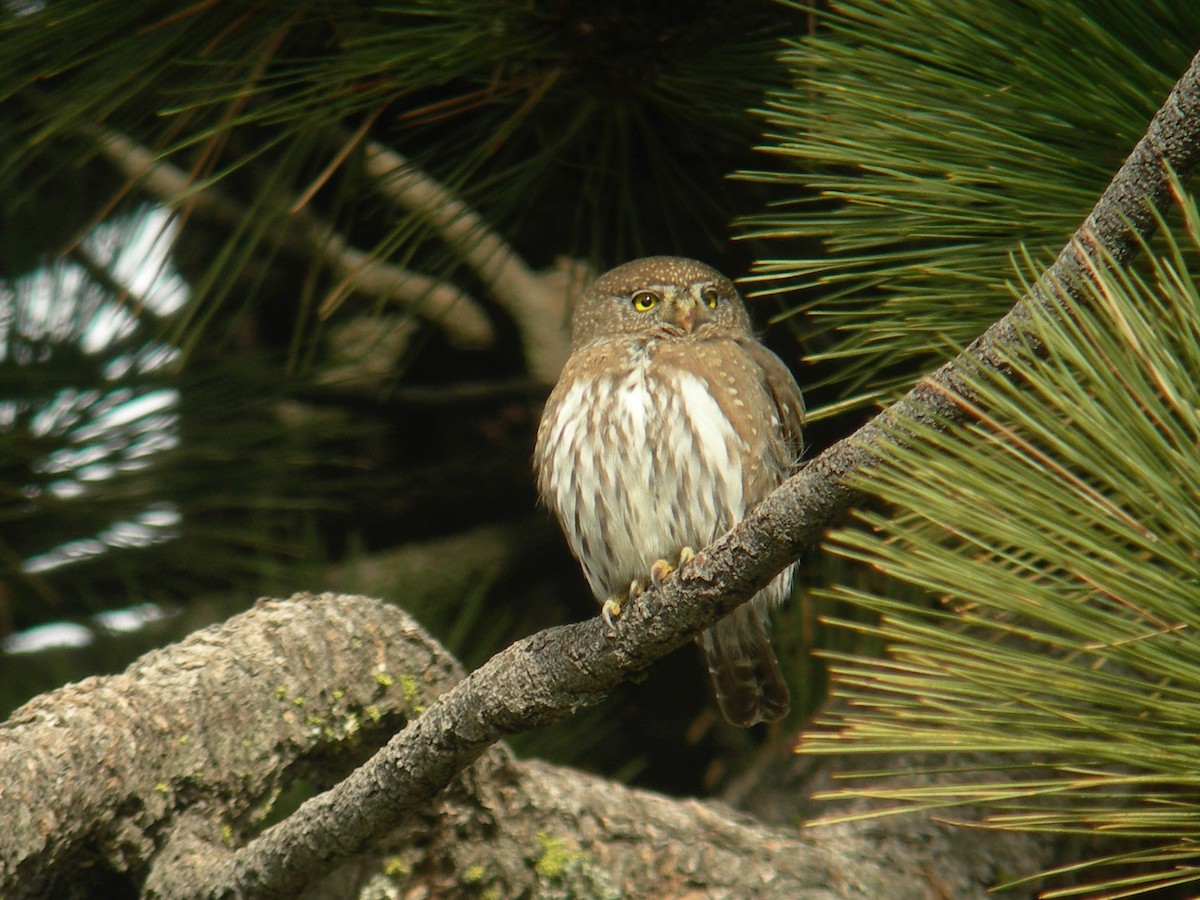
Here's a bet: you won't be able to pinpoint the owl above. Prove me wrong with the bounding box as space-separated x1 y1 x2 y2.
534 256 804 726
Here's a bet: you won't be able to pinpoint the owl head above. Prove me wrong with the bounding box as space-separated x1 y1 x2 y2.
569 256 753 348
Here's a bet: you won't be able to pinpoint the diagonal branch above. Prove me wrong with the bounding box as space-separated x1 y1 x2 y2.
193 48 1200 898
93 129 496 349
97 126 585 377
362 141 588 382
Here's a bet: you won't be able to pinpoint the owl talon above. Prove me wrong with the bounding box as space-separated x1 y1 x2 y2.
603 579 646 628
650 547 696 586
601 598 621 629
649 559 674 585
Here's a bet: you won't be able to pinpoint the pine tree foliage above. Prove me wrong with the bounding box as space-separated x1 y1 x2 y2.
1 0 797 355
0 2 810 783
0 0 796 582
740 0 1200 409
736 1 1200 892
6 4 1200 886
807 189 1200 896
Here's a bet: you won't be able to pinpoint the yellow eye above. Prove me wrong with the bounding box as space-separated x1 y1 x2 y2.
631 290 658 312
701 287 720 310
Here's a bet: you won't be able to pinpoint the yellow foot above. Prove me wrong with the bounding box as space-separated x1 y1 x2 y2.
649 546 696 586
603 549 696 629
602 579 644 629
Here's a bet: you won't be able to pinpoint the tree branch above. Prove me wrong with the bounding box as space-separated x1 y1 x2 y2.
296 749 1077 899
2 593 1080 899
93 129 496 349
362 142 589 382
188 47 1200 899
0 593 462 898
97 127 589 378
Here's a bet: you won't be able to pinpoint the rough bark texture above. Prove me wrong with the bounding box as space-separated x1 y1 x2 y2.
2 592 1075 899
301 750 1079 900
0 593 462 898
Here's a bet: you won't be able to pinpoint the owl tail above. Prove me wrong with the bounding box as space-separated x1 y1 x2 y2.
698 601 790 727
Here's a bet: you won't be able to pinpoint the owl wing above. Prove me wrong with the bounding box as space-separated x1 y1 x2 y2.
740 338 806 465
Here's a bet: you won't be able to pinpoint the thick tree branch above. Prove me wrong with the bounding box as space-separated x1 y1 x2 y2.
191 48 1200 898
96 127 587 378
0 594 462 898
2 593 1079 899
300 748 1075 899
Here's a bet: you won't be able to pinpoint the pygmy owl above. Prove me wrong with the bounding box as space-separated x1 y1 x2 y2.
534 256 804 726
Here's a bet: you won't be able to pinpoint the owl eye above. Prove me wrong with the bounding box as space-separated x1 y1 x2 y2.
631 290 658 312
701 287 720 310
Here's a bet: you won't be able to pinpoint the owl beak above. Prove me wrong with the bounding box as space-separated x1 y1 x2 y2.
668 294 706 333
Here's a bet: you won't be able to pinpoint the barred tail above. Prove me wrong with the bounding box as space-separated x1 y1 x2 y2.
698 599 789 727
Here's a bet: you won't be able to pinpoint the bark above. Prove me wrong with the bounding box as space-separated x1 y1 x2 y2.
299 749 1078 900
0 593 461 898
2 592 1075 899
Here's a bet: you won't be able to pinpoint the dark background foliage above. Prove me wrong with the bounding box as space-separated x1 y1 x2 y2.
0 0 836 798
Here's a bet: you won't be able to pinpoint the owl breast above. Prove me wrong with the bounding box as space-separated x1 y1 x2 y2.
536 340 779 601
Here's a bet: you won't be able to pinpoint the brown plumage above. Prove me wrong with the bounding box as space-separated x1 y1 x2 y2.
534 256 804 726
